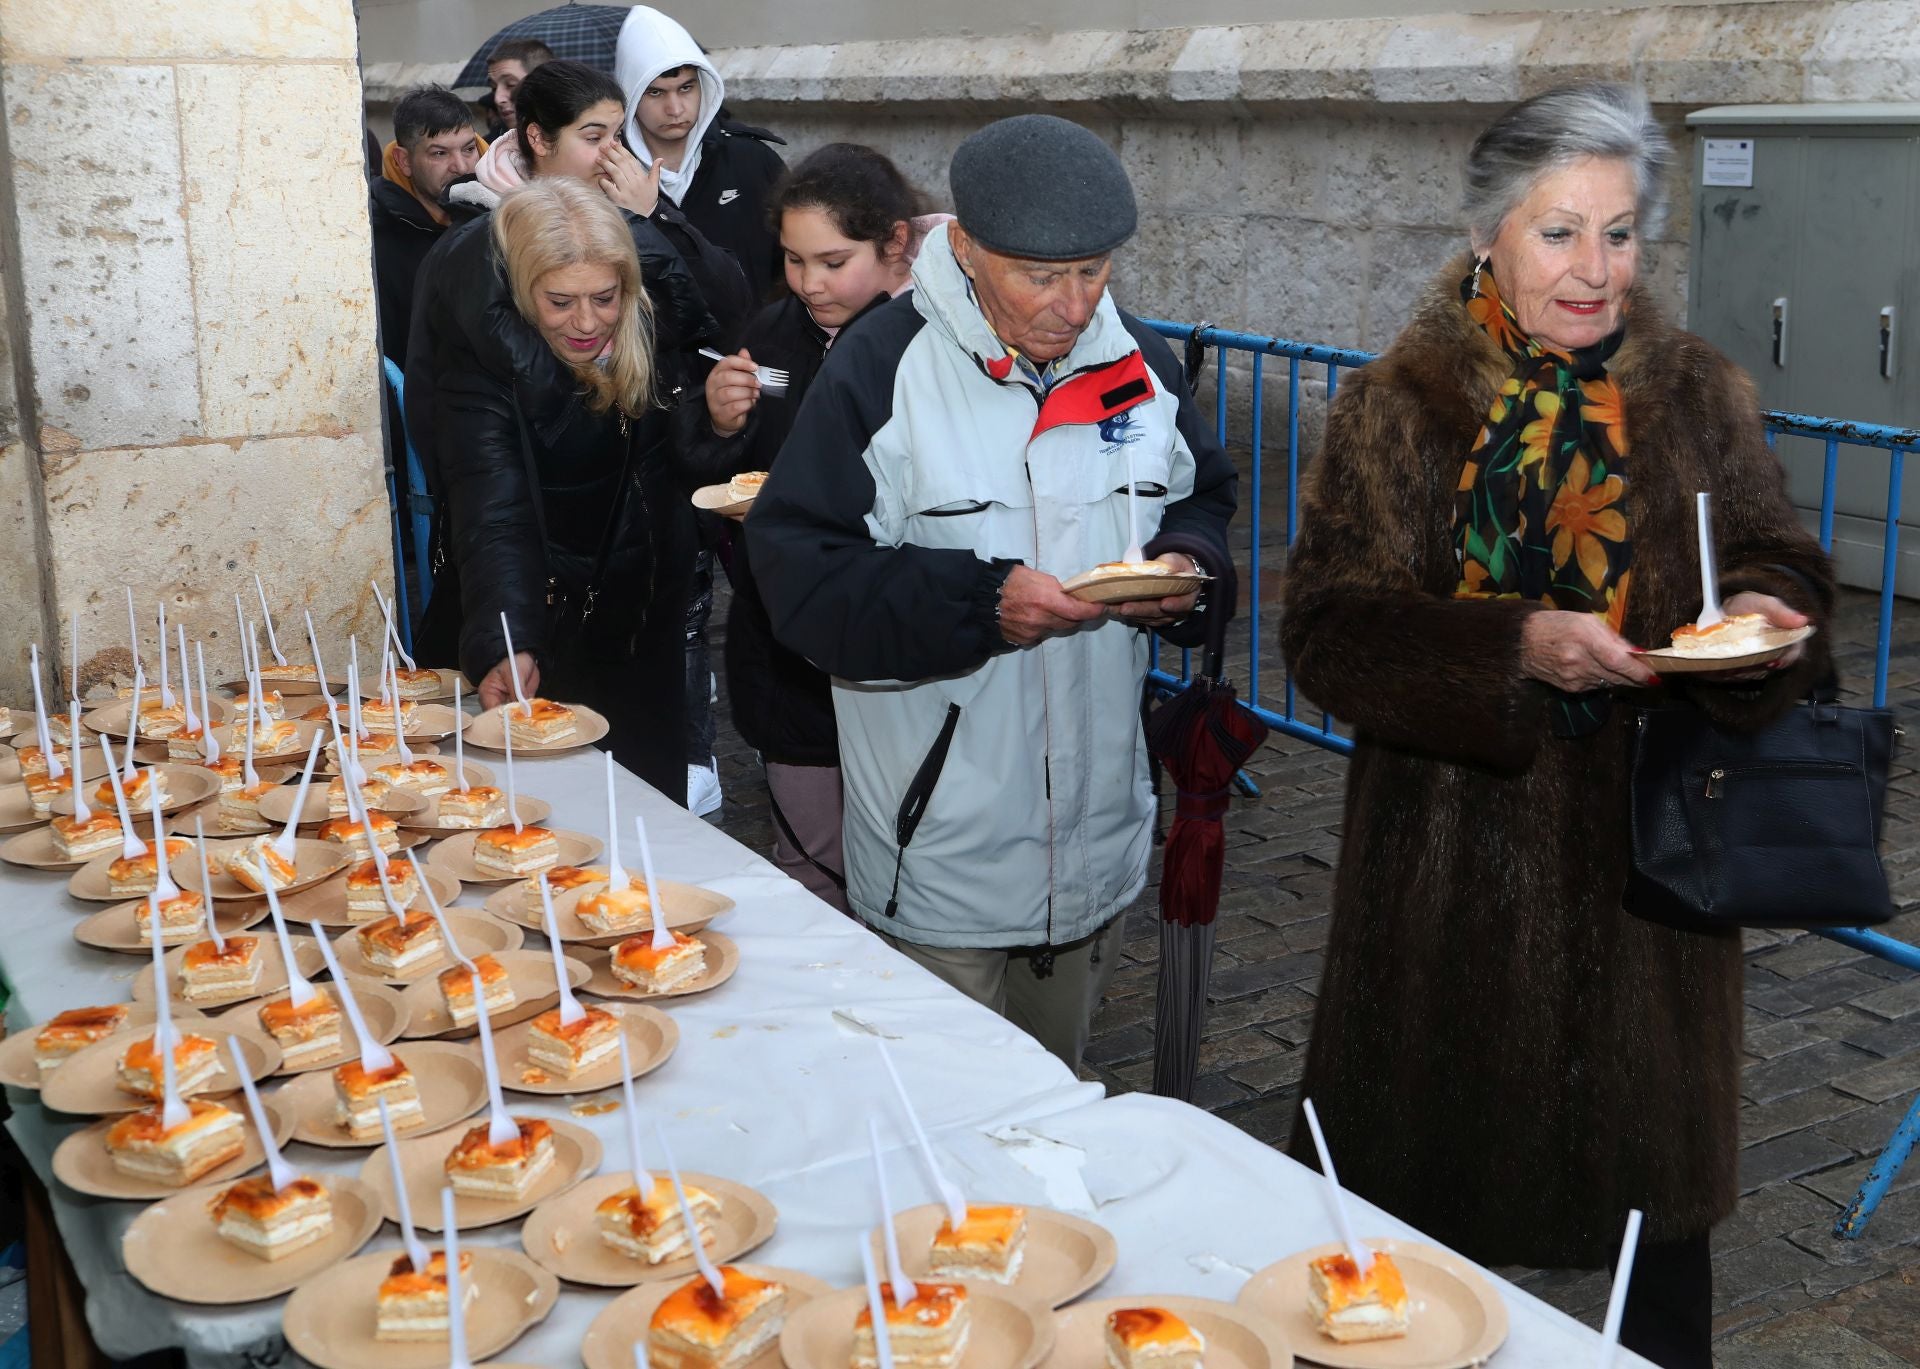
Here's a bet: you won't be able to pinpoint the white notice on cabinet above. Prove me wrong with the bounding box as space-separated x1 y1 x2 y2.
1703 138 1755 188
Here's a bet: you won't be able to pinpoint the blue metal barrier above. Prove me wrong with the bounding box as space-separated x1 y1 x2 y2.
380 358 435 641
1146 319 1917 1238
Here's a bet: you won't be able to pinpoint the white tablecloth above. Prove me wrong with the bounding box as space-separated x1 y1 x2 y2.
1 745 1648 1367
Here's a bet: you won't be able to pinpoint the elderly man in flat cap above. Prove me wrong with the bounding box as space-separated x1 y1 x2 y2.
747 114 1237 1069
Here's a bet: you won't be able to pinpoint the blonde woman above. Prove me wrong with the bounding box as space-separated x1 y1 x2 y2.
429 176 699 799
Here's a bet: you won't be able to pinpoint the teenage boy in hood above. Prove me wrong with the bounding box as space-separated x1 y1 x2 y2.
370 85 481 361
614 5 786 302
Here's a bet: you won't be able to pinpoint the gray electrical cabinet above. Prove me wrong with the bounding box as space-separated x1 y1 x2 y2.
1686 104 1920 597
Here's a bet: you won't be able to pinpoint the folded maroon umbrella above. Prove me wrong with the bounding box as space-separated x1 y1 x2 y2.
1142 542 1266 1100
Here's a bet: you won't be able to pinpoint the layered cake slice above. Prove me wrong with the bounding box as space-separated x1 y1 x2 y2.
594 1175 720 1264
438 954 516 1027
332 1056 424 1140
852 1280 970 1369
1105 1307 1208 1368
443 1116 555 1201
105 1098 245 1185
210 1174 333 1261
1307 1250 1411 1344
647 1265 788 1369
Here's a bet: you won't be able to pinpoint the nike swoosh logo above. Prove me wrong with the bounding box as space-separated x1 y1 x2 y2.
717 189 740 205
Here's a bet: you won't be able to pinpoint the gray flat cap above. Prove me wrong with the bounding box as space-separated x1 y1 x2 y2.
949 114 1137 261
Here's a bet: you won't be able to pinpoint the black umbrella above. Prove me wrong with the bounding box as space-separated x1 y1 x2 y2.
1143 539 1266 1101
454 4 632 90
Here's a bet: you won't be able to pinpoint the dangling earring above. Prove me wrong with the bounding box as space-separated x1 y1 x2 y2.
1470 255 1490 297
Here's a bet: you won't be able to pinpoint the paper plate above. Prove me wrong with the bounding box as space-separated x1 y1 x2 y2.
122 1171 383 1304
218 669 342 696
578 932 740 1002
360 1115 602 1232
397 949 593 1039
83 698 233 737
522 1170 776 1288
345 701 465 740
4 826 112 872
50 764 221 819
174 836 349 900
426 828 605 885
74 896 268 955
397 793 552 833
349 667 464 702
483 870 610 921
209 981 410 1076
132 934 326 1010
0 1002 185 1091
164 797 277 839
462 703 612 755
1237 1241 1508 1369
0 785 49 833
255 783 427 826
2 744 114 783
278 1038 490 1148
581 1264 833 1369
277 863 463 929
329 912 524 985
387 757 492 791
282 1245 559 1369
206 718 329 764
64 841 202 898
781 1281 1055 1369
490 1002 677 1095
1638 623 1817 673
41 1024 281 1116
1060 565 1210 605
1052 1295 1294 1369
51 1094 295 1200
691 481 760 517
875 1203 1117 1310
317 739 446 776
501 880 733 945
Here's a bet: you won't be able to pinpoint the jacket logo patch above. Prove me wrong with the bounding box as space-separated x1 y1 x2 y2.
1098 409 1143 454
717 188 741 205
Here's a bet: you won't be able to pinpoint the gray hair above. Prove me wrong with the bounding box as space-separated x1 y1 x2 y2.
1463 83 1672 249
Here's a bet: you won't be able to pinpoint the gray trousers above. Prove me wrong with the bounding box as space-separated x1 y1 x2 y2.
765 761 849 915
878 916 1127 1073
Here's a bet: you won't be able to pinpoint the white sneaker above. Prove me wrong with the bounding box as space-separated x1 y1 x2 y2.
687 759 723 818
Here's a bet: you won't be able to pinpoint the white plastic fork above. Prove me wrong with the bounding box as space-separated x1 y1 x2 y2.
697 347 790 395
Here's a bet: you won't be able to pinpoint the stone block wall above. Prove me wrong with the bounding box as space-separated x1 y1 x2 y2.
0 0 390 699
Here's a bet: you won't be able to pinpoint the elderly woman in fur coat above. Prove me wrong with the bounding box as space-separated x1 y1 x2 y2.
1281 83 1833 1369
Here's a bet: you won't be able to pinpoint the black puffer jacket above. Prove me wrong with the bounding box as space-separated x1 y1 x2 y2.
416 217 704 684
674 119 787 306
682 293 894 766
368 177 445 363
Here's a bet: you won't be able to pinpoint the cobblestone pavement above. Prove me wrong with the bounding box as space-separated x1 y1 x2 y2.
706 553 1920 1365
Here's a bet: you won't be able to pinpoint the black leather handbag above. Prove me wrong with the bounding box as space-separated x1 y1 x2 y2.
1626 683 1900 930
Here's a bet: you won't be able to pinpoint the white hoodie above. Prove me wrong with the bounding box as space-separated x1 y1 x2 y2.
613 6 722 208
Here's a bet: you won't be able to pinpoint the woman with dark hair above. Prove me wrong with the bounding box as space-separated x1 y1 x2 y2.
694 144 947 907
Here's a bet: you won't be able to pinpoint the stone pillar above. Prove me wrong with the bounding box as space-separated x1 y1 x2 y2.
0 1 391 699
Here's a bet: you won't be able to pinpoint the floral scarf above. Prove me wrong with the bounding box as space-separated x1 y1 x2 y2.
1452 263 1632 737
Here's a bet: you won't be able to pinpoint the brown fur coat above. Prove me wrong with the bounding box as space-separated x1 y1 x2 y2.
1280 255 1834 1268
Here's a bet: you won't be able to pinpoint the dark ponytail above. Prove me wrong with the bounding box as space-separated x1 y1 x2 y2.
515 60 625 166
770 143 930 256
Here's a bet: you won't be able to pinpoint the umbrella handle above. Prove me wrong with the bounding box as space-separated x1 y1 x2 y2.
1145 531 1236 681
